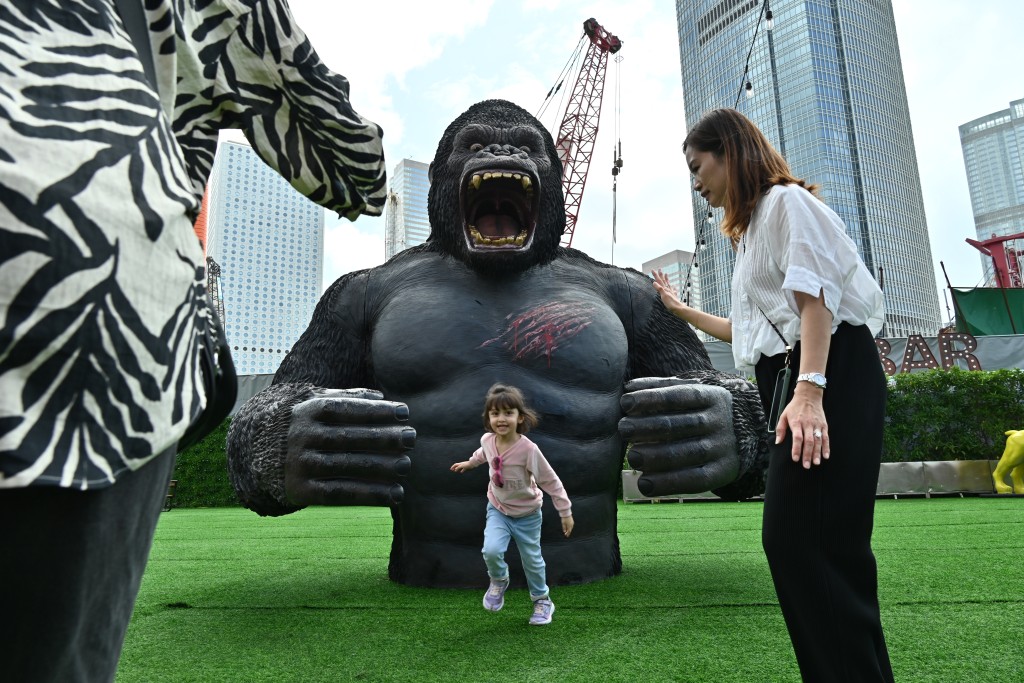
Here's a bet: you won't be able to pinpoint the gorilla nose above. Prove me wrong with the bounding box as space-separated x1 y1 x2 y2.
486 143 521 156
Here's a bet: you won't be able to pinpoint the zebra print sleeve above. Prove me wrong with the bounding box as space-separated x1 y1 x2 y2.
170 0 387 220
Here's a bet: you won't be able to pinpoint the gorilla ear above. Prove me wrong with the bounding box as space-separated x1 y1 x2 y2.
427 162 434 183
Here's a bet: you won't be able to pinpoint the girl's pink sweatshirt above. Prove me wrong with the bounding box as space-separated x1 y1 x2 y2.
467 433 572 519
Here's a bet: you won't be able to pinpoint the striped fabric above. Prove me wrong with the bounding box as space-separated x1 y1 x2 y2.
0 0 385 489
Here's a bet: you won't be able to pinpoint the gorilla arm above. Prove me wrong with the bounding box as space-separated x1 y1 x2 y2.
226 270 414 516
617 270 769 499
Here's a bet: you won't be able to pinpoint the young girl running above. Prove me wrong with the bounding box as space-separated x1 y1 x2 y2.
451 383 574 625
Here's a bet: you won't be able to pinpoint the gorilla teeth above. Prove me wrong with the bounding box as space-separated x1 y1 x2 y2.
469 227 528 246
468 173 533 191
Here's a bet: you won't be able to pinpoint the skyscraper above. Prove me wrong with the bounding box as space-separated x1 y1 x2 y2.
207 140 324 375
676 0 941 337
959 98 1024 284
384 158 431 260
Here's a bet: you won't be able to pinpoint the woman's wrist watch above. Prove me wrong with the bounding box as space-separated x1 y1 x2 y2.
796 372 827 389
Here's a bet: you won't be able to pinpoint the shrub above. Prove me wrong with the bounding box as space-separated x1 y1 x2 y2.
169 369 1024 507
170 418 239 508
882 368 1024 462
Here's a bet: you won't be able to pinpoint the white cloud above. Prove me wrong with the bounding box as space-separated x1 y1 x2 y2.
322 218 385 292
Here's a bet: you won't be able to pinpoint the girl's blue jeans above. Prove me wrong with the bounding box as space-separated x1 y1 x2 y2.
482 503 549 600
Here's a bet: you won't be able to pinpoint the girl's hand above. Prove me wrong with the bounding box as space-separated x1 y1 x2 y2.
450 461 472 473
561 515 574 538
775 384 829 469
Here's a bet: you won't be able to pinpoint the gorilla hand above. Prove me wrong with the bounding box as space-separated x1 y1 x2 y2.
285 388 415 507
618 377 739 496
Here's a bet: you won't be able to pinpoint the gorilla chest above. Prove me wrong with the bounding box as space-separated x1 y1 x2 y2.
370 280 628 393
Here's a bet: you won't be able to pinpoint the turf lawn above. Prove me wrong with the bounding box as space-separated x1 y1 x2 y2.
116 497 1024 682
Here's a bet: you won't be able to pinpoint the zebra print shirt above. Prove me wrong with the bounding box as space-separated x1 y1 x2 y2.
0 0 386 489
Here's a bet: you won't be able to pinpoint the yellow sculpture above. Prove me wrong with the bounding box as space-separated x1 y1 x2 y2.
992 430 1024 495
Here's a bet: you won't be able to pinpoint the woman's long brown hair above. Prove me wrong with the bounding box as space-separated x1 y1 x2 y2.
683 108 817 243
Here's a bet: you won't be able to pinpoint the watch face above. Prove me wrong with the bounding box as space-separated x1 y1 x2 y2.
799 372 827 388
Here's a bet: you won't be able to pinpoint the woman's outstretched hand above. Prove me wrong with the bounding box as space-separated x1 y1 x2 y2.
652 269 684 313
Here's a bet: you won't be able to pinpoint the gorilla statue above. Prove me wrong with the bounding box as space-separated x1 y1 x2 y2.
227 99 768 589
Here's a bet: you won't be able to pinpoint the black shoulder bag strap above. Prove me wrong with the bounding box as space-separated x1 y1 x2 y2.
113 0 238 453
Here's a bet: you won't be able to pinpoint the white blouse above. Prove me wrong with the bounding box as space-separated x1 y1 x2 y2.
730 184 885 372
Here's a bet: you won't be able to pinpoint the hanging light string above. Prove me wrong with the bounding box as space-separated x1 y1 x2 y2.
734 0 770 107
682 0 772 306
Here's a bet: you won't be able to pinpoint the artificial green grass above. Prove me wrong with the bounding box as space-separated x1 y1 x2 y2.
117 499 1024 682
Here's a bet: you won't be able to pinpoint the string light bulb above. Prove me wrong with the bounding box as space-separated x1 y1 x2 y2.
744 81 754 98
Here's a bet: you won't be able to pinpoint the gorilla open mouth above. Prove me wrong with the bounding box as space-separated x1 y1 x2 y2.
461 169 539 252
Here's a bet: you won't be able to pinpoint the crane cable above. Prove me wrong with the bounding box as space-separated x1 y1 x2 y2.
610 51 623 262
536 33 587 124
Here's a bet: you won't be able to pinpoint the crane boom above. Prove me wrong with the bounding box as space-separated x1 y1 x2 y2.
554 18 621 248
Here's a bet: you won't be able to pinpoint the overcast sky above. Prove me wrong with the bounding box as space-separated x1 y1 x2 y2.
277 0 1023 326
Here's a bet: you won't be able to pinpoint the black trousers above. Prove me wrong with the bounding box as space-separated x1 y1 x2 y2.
755 323 894 683
0 448 176 683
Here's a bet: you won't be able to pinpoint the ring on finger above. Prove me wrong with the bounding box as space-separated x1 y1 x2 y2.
813 429 822 439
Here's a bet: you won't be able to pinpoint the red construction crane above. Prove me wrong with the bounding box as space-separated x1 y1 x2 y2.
966 231 1024 288
548 18 622 248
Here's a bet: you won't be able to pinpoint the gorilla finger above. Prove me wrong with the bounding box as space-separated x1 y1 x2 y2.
288 478 404 507
297 425 417 453
636 460 739 497
291 452 412 481
620 384 731 415
294 397 410 425
627 439 720 472
623 377 698 393
317 388 385 402
619 411 728 442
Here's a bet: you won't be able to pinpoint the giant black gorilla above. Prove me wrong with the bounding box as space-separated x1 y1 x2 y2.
227 99 768 589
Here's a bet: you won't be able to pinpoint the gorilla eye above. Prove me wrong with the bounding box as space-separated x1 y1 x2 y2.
469 143 483 152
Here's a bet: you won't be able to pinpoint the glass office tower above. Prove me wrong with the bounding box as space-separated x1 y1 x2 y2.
676 0 941 337
384 158 431 260
207 141 325 375
959 98 1024 284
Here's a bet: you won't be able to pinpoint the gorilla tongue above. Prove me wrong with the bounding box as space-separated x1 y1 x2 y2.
476 213 521 238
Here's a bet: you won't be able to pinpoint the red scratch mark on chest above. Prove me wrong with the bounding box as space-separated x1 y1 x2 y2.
480 302 596 367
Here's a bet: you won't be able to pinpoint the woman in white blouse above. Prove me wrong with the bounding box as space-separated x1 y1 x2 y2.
654 108 894 682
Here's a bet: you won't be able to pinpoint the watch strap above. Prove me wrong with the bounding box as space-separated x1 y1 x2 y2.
796 372 827 389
